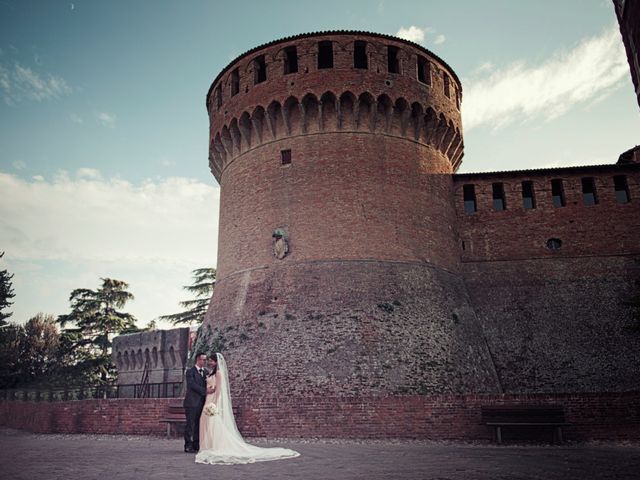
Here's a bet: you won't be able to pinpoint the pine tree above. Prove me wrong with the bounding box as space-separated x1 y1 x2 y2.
159 268 216 326
58 278 139 382
0 251 16 325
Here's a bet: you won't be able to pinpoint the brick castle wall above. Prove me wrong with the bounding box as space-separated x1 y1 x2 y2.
200 31 495 398
2 392 639 441
454 165 640 262
453 166 640 393
205 261 500 398
188 31 640 438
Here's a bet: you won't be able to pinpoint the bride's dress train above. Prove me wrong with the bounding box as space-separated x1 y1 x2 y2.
195 354 299 465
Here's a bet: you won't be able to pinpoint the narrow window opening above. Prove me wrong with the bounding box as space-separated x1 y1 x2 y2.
551 179 565 207
284 46 298 74
522 181 536 209
387 46 400 74
614 175 630 204
254 55 266 84
463 184 477 214
281 149 291 165
354 41 368 69
454 87 460 110
417 55 431 85
231 68 239 96
318 41 333 69
443 72 451 98
546 238 562 251
492 182 506 211
581 177 598 205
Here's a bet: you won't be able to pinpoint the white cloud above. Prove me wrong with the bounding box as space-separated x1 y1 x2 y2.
434 34 446 45
96 111 116 128
0 169 219 265
0 62 72 105
12 160 26 170
76 167 102 180
0 170 220 325
462 23 628 131
396 26 425 44
70 113 83 124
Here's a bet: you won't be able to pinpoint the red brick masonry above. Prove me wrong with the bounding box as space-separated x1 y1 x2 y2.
2 392 638 441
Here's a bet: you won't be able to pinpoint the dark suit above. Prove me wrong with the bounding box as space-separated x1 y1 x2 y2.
183 366 207 451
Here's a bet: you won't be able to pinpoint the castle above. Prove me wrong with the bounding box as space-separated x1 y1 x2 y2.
199 30 639 395
180 31 640 436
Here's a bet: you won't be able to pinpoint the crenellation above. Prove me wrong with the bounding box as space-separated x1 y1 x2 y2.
209 91 462 180
111 328 189 395
199 31 640 436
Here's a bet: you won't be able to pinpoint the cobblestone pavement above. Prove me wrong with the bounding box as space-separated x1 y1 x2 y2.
2 428 640 480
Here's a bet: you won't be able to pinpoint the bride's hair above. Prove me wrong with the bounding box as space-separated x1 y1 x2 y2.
208 352 219 375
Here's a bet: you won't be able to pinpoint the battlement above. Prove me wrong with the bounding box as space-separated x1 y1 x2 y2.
206 31 464 180
200 30 640 406
112 328 189 389
454 163 640 262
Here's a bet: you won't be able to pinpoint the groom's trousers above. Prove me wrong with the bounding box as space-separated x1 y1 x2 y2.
184 405 203 451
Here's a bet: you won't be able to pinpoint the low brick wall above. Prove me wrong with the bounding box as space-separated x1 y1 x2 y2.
0 397 174 436
1 392 638 441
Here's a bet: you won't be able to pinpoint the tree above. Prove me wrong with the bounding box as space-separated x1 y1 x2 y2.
20 313 60 382
159 268 216 326
0 251 16 325
0 322 22 388
0 313 60 388
58 278 139 383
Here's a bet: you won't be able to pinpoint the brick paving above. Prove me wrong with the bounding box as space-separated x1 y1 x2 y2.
2 427 640 480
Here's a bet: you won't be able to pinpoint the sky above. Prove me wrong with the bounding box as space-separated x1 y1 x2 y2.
0 0 638 329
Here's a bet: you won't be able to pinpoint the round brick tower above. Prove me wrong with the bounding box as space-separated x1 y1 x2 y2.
202 32 501 403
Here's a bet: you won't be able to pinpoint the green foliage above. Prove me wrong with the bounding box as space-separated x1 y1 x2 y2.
189 324 227 366
0 313 60 388
0 322 22 388
57 278 140 383
159 268 216 326
20 313 60 379
0 251 16 325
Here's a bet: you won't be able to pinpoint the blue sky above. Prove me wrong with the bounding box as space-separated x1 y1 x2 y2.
1 0 638 327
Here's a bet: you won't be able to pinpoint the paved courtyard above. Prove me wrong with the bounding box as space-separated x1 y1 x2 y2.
1 427 640 480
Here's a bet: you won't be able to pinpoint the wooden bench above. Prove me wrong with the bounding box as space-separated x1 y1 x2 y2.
159 404 185 437
481 405 571 444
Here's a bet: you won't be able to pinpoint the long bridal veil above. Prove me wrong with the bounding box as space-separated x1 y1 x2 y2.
195 353 300 465
215 353 244 441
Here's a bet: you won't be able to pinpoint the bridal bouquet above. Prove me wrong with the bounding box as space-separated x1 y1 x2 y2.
203 403 219 416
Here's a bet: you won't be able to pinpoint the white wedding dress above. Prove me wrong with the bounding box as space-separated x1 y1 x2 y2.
195 353 300 465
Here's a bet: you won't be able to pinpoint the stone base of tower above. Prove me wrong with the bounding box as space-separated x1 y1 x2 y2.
199 260 502 399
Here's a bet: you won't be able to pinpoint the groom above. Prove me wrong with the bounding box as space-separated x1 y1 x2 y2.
183 351 213 453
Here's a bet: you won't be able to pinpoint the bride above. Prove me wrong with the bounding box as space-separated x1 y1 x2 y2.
195 353 300 465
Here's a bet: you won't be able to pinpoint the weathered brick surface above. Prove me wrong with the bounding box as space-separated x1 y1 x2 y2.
205 261 500 397
454 165 640 262
2 392 639 441
197 31 640 435
112 328 189 387
0 398 174 435
454 166 640 392
462 256 640 393
203 31 479 401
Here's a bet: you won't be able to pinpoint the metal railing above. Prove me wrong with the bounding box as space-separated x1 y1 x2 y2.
0 382 183 402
